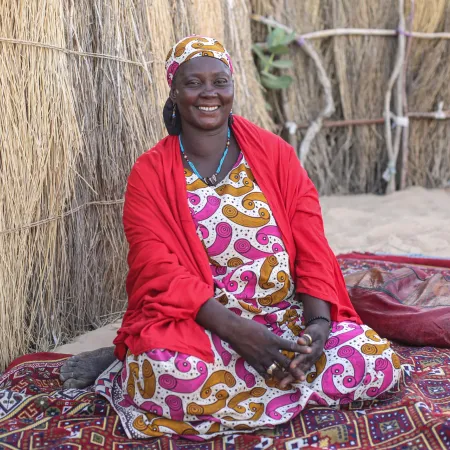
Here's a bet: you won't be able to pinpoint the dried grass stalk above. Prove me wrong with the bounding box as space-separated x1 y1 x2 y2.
224 0 274 129
61 0 161 349
0 0 273 370
146 0 176 115
0 0 80 368
186 0 225 42
405 0 450 187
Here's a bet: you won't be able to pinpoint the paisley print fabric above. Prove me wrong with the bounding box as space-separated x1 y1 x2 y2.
165 35 233 87
96 154 402 440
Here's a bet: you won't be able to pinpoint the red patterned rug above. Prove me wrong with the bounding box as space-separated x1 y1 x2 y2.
0 254 449 449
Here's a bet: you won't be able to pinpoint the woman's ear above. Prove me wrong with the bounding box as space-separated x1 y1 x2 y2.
169 88 176 102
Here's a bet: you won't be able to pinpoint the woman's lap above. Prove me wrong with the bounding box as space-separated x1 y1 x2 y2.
96 321 402 440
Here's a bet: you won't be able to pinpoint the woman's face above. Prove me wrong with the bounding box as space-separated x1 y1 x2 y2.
170 57 234 131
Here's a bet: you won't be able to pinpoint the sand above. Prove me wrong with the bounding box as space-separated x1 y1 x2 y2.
55 187 450 354
320 186 450 257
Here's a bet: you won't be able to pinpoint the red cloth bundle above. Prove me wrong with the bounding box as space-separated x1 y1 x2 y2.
345 267 450 347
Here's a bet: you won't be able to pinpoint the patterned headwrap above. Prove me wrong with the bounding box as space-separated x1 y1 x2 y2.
165 35 233 87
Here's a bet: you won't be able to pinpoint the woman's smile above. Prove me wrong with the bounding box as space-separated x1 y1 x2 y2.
197 106 220 112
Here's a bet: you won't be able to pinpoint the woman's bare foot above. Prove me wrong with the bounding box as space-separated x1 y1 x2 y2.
59 346 116 389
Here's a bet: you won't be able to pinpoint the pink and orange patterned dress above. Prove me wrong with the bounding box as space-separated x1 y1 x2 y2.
96 154 402 440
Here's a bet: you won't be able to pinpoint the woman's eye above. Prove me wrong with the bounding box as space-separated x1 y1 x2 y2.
216 79 228 85
187 80 200 86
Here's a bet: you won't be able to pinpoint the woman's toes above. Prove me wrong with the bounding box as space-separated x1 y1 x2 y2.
59 359 76 381
58 347 116 387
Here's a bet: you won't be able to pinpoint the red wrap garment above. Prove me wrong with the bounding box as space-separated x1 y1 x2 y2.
114 116 361 362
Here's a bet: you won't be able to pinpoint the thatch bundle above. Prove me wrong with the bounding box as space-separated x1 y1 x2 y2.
0 0 449 369
252 0 450 194
0 0 270 369
405 0 450 187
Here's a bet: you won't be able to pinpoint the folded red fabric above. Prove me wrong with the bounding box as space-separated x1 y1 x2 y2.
114 116 361 361
346 267 450 347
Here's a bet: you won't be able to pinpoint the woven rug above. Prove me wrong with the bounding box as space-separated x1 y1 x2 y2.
0 254 449 449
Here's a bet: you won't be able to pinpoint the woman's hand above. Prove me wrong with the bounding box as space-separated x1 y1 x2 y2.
225 317 313 381
278 321 330 389
197 299 311 381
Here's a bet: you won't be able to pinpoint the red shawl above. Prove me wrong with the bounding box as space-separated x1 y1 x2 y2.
114 116 361 361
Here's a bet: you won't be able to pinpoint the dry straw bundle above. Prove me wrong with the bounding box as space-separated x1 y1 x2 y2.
405 0 450 187
0 0 80 365
0 0 270 369
252 0 450 194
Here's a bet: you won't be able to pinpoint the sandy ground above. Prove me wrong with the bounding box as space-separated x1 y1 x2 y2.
55 187 450 355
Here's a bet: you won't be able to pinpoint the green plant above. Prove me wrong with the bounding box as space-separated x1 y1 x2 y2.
252 27 296 90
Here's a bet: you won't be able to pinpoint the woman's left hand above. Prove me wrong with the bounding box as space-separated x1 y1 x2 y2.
278 322 330 389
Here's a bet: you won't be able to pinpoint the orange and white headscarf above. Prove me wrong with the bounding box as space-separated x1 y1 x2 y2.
165 35 233 87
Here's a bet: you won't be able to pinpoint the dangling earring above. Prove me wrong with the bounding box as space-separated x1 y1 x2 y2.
228 108 234 126
172 104 177 122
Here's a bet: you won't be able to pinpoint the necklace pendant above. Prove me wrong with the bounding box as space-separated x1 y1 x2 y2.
205 174 217 186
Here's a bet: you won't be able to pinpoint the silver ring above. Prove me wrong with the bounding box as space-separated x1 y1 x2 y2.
303 333 313 346
266 363 278 376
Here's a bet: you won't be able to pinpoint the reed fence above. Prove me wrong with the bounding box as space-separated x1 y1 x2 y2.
0 0 449 369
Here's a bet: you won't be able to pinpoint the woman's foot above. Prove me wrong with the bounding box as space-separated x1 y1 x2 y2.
59 346 116 389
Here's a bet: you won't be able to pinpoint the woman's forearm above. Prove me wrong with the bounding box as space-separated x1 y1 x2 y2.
196 298 242 341
296 293 331 325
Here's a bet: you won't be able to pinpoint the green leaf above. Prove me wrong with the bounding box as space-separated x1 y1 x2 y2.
267 44 290 55
282 31 297 46
269 59 293 69
260 73 293 90
251 44 270 65
260 71 278 80
267 27 286 48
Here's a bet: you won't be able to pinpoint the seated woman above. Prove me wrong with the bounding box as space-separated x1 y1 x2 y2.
60 36 402 440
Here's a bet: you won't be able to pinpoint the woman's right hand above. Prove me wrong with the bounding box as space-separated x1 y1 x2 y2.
224 316 312 382
196 298 311 382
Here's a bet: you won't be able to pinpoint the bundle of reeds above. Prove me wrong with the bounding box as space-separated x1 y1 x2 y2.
251 0 450 194
0 0 272 369
0 1 80 368
405 0 450 187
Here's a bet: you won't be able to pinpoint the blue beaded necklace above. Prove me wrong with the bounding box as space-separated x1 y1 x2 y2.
179 127 231 186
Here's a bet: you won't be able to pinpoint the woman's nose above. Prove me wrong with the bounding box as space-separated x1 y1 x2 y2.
200 83 218 97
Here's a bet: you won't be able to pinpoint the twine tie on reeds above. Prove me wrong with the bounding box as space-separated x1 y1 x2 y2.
391 114 410 128
382 162 398 183
0 200 125 236
0 36 154 68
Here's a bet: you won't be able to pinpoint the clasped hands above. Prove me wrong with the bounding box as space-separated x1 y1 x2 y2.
227 318 330 389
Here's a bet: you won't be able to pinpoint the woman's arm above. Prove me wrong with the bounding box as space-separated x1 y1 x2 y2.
281 144 359 323
299 293 331 351
196 298 312 380
195 298 241 342
115 164 216 360
300 293 331 326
